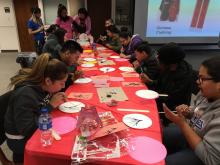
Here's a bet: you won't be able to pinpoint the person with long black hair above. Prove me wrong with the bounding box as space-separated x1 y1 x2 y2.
55 4 73 40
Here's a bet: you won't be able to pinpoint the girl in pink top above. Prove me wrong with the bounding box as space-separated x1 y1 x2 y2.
72 8 91 35
55 4 73 40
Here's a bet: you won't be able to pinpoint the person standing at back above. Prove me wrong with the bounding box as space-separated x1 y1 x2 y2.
55 4 74 40
27 7 45 55
73 8 91 36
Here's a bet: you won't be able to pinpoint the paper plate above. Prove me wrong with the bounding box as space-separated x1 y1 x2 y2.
110 56 120 59
135 90 159 99
74 77 92 84
128 136 167 164
59 101 85 113
81 63 95 67
97 47 106 50
119 66 135 72
123 114 152 129
84 58 96 62
99 67 115 73
52 117 77 135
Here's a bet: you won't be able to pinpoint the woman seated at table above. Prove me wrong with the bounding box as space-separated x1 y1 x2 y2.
57 40 83 91
104 25 121 53
55 4 73 40
141 43 194 125
163 56 220 165
119 29 143 63
72 8 91 36
4 54 68 164
43 26 66 58
134 42 160 88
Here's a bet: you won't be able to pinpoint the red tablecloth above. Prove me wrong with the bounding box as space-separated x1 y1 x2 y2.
24 48 165 165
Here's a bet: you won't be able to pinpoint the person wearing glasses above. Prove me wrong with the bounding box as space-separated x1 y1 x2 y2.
163 56 220 165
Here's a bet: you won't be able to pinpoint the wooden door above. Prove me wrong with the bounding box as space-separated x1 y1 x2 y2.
13 0 38 52
87 0 111 40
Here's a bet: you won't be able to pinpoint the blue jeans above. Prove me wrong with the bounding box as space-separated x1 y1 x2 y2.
163 125 204 165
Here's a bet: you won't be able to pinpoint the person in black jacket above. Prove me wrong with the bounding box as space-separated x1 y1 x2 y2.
133 42 160 89
43 25 66 58
141 43 194 125
57 40 83 91
4 54 68 163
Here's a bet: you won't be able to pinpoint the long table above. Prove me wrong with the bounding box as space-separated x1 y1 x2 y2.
24 47 165 165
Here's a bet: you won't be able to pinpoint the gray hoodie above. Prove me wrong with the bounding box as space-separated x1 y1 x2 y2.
189 92 220 165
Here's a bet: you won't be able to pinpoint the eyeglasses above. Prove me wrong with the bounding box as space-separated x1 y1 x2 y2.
198 76 214 84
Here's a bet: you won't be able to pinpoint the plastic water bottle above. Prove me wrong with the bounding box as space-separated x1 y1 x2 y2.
38 108 53 147
91 43 98 56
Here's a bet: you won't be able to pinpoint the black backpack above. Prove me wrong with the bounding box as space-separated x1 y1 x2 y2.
0 90 13 144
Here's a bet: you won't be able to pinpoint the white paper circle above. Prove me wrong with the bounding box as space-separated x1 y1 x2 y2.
99 67 115 72
110 56 120 59
81 63 95 67
74 77 92 84
123 114 152 129
135 90 159 99
119 66 135 72
59 101 85 113
84 58 96 62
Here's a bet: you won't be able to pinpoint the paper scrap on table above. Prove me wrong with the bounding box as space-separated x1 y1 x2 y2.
91 75 109 80
122 82 144 87
98 53 112 58
81 67 98 71
97 87 128 103
89 122 128 141
109 77 125 82
121 72 139 77
68 92 93 100
98 60 116 66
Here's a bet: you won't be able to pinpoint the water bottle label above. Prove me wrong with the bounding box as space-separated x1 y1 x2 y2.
39 121 52 130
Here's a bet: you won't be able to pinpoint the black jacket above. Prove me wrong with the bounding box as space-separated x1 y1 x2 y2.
4 82 52 138
43 34 62 58
155 60 193 111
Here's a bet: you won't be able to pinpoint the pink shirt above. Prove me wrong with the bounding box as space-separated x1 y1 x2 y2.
73 15 91 35
55 17 73 40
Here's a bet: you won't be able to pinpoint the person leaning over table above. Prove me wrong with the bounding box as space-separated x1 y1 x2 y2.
72 8 91 37
27 7 45 55
4 54 68 164
119 30 143 63
96 18 114 45
43 26 66 59
133 42 160 89
162 56 220 165
140 43 194 125
56 40 83 91
104 25 121 53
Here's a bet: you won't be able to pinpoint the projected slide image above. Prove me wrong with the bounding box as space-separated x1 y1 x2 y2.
146 0 220 37
160 0 180 22
191 0 209 29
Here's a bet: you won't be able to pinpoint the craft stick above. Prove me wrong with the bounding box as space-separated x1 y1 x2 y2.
159 94 169 97
117 108 150 113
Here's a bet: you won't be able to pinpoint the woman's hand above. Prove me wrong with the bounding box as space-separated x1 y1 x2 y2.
120 53 127 58
140 73 152 84
175 104 191 118
163 103 186 126
72 70 84 81
50 92 67 108
132 60 140 69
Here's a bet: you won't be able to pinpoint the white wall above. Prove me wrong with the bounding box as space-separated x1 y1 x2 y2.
0 0 20 51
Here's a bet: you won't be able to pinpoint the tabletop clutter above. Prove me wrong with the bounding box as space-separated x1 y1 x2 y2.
36 45 167 164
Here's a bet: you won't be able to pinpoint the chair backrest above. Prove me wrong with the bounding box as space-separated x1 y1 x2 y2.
0 90 13 145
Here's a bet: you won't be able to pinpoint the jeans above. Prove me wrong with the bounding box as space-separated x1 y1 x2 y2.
163 125 204 165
